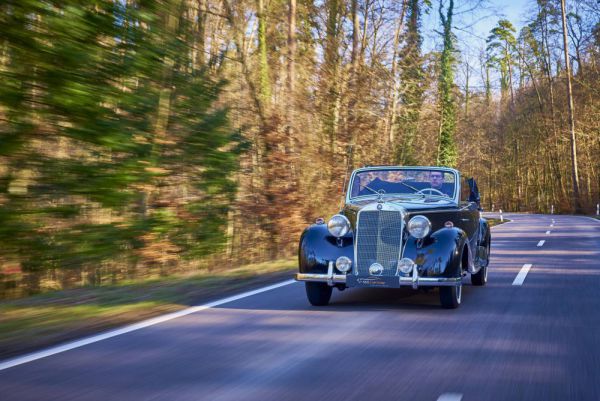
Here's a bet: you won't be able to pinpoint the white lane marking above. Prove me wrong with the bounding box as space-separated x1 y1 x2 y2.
550 224 554 227
546 231 551 235
537 240 545 247
0 279 296 372
437 394 463 401
513 264 533 286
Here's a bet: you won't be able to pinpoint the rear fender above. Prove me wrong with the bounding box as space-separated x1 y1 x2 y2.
478 218 489 244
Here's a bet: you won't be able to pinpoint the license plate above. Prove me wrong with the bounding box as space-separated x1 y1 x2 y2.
346 275 400 288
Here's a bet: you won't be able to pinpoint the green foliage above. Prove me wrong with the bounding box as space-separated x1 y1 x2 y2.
437 0 457 167
487 19 517 100
0 0 240 278
257 0 272 105
396 0 425 165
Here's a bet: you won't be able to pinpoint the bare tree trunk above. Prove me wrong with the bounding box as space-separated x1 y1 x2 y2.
360 0 371 61
321 0 342 158
506 44 515 104
351 0 360 86
539 5 566 205
560 0 581 211
282 0 300 214
345 0 361 166
517 49 543 111
464 60 470 117
222 0 267 126
287 0 296 144
257 0 271 107
483 55 491 105
385 0 408 157
194 0 207 68
287 0 296 97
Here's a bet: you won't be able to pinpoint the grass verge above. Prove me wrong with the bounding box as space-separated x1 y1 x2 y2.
487 218 507 227
0 258 296 360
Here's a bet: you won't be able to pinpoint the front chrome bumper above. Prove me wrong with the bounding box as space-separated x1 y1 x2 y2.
296 262 462 289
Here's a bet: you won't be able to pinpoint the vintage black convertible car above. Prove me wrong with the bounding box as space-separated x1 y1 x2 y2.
296 166 491 309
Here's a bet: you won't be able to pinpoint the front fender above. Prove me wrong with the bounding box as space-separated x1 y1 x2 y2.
298 224 353 274
403 227 469 278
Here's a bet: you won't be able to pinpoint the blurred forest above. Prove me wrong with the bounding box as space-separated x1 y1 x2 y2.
0 0 598 298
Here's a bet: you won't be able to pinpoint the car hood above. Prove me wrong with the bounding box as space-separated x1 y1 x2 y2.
342 198 459 229
345 198 458 211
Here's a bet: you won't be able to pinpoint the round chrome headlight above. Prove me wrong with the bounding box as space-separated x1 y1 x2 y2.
397 258 415 274
327 214 351 237
407 215 431 239
336 256 352 273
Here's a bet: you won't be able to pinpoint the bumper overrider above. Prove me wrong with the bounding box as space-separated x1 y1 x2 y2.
295 261 462 290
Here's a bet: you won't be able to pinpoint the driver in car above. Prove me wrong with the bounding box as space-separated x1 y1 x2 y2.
428 171 452 197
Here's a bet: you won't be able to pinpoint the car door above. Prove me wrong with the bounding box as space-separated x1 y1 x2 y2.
457 177 479 248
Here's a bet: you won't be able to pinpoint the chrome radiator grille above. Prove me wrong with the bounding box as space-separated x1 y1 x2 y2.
355 210 404 276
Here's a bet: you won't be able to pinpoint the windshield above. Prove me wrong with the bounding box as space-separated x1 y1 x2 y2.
349 168 457 200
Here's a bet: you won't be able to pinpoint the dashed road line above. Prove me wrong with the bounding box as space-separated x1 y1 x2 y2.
513 264 533 286
437 394 463 401
537 240 545 247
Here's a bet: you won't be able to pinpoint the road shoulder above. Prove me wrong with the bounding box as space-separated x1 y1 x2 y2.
0 261 296 360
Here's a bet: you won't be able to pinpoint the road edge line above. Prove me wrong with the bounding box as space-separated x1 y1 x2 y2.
0 279 297 372
576 216 600 224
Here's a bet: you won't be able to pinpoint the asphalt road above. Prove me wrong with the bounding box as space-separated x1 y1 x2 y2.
1 214 599 401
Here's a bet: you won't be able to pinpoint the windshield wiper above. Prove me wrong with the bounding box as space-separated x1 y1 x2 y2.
362 185 383 195
422 194 453 202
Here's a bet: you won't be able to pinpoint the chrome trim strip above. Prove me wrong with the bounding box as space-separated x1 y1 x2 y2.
296 273 347 284
397 208 460 214
326 261 334 286
295 273 462 287
400 276 462 286
411 264 419 289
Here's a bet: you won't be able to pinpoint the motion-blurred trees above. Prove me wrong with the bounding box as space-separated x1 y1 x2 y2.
0 0 598 297
0 0 240 294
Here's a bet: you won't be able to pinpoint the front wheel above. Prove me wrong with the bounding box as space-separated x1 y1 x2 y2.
439 284 462 309
305 282 333 306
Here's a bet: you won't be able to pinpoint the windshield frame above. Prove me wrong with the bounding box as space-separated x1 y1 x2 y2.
346 166 461 204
